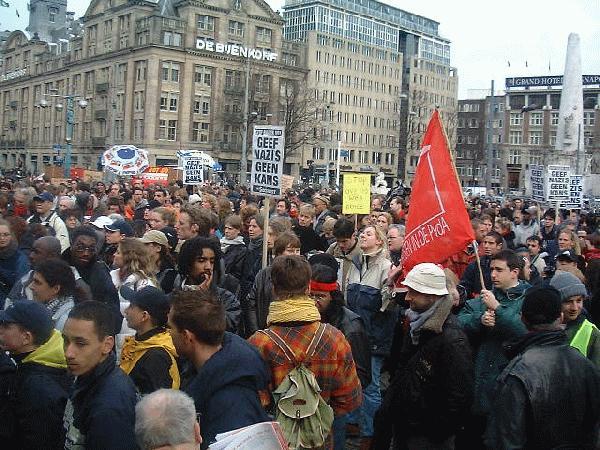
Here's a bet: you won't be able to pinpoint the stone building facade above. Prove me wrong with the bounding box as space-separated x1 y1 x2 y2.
0 0 306 179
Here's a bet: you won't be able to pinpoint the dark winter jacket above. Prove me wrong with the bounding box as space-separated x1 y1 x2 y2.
245 266 272 336
62 249 121 333
0 241 30 301
240 238 264 334
373 296 474 449
156 259 177 294
292 224 327 256
322 300 372 387
459 255 492 298
63 353 138 450
183 332 270 449
485 330 600 449
2 330 71 450
458 280 529 415
221 238 247 282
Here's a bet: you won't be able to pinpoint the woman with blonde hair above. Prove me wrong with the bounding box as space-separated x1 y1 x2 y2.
346 224 394 443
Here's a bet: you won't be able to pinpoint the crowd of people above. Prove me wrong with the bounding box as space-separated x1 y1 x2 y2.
0 174 599 450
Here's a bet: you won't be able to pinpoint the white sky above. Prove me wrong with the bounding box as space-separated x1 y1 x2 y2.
2 0 599 98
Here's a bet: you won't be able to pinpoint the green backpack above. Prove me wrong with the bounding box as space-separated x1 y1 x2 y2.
260 323 335 449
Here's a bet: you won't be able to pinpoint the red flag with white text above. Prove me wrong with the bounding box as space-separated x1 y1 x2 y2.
401 110 474 273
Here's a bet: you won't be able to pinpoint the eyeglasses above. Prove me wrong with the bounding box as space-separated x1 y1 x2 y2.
73 244 96 253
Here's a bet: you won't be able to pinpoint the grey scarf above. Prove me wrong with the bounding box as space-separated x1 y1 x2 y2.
405 300 440 345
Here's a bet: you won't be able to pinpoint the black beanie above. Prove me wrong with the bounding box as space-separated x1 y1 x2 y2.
522 286 562 326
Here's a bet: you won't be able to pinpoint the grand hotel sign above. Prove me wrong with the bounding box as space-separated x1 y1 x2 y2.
195 39 278 62
506 75 600 88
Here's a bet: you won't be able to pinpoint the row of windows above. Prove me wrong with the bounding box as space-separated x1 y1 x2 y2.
507 130 595 146
197 15 273 42
311 147 396 165
314 51 401 78
509 112 596 127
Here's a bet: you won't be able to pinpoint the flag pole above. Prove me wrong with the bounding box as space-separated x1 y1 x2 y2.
262 197 270 269
438 109 488 291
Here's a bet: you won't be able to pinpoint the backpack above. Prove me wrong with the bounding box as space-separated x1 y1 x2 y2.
260 323 334 449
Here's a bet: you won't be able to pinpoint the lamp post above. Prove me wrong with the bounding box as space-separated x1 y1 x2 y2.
39 92 88 177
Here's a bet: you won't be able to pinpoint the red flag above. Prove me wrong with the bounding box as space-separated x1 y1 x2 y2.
401 110 474 273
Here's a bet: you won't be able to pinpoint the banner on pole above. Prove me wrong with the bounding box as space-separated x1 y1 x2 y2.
342 173 371 214
529 164 545 201
546 165 570 201
281 174 294 192
251 125 285 196
401 110 475 273
182 157 205 185
562 175 584 209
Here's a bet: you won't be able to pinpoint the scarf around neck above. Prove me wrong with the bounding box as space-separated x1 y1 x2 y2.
405 300 440 345
267 295 321 326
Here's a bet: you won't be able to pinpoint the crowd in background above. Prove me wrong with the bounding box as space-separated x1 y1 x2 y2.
0 173 598 450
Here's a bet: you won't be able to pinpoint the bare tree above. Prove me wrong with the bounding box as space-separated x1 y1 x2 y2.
279 78 323 162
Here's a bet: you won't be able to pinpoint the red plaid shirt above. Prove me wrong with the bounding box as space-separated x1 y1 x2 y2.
248 321 362 416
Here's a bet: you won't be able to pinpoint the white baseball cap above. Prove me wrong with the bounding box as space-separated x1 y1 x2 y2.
403 263 449 296
188 194 201 205
90 216 113 229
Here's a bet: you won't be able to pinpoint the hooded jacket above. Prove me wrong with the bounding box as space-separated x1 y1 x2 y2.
458 280 529 415
374 296 474 449
4 330 72 450
346 249 397 356
184 332 270 449
120 327 180 393
63 353 137 450
485 330 600 449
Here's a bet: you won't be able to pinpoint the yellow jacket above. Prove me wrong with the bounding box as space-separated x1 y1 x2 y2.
120 329 180 389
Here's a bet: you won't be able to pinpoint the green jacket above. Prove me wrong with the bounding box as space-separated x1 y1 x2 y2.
458 281 529 415
565 315 600 368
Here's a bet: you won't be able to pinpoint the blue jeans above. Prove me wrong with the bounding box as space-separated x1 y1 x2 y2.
359 355 383 437
332 413 347 450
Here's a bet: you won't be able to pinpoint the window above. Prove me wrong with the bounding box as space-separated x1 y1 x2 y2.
162 62 180 82
194 65 212 86
163 31 182 46
229 21 244 37
134 91 145 111
169 93 178 112
529 131 542 145
584 131 594 146
509 148 521 165
371 152 382 164
164 120 177 140
509 131 522 144
550 132 557 146
192 122 210 142
256 27 272 43
358 151 368 163
225 70 242 89
197 15 215 31
133 119 144 140
312 147 323 160
469 118 478 128
255 74 271 93
467 135 478 144
584 112 596 126
510 113 523 126
160 93 168 111
529 112 543 126
385 153 394 165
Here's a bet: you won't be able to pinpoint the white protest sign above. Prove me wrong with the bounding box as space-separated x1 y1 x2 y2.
251 125 285 196
546 165 570 201
529 164 545 201
182 157 205 185
563 175 584 209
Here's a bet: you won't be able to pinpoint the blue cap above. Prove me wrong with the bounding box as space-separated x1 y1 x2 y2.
33 191 55 203
0 301 54 344
105 220 134 237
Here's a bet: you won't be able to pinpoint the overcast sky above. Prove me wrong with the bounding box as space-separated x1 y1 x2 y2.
2 0 598 98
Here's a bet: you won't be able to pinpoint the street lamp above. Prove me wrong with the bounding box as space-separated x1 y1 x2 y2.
38 90 88 177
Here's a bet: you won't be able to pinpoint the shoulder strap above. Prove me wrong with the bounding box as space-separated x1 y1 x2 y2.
306 323 327 359
259 329 298 364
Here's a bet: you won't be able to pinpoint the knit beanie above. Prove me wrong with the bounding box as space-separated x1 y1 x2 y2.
522 287 562 325
549 271 588 302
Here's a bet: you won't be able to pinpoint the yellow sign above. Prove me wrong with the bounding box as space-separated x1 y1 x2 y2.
342 173 371 214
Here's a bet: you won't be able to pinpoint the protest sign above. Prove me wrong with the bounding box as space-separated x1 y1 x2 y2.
563 175 584 209
342 173 371 214
251 125 285 196
281 175 294 192
529 164 545 201
546 165 570 201
182 157 205 185
401 110 474 273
